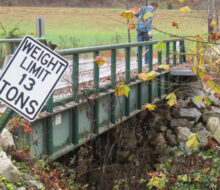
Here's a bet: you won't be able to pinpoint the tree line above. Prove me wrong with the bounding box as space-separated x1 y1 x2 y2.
1 0 218 9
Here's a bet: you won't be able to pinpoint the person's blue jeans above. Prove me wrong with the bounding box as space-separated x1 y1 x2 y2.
137 31 151 65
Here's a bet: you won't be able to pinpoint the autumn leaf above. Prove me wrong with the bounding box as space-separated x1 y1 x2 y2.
158 65 170 71
192 66 196 74
172 21 179 29
147 176 166 190
207 80 215 89
193 174 201 182
210 32 220 42
138 71 158 81
179 6 191 13
156 41 166 52
138 73 148 81
198 72 204 79
213 86 220 93
178 0 185 3
147 71 158 79
195 96 203 101
210 19 217 27
203 74 211 82
143 104 156 111
166 92 177 107
143 12 153 21
10 117 20 127
203 98 211 106
22 124 32 134
131 7 140 15
95 56 106 67
186 133 199 148
121 10 133 19
120 10 134 19
128 21 136 30
203 167 210 174
178 174 191 182
167 99 177 107
115 82 130 97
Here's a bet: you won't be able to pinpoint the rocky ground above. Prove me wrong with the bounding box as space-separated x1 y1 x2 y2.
0 77 219 189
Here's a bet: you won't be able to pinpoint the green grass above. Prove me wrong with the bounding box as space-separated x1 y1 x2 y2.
0 7 209 49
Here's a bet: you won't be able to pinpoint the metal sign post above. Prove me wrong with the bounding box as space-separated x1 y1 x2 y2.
36 17 45 38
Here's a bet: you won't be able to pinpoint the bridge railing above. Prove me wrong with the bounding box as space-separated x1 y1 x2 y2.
0 37 185 160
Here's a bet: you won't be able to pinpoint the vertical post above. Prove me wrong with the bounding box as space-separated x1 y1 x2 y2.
158 50 162 98
148 44 153 72
125 47 130 116
138 46 143 73
46 96 53 156
72 54 79 145
158 50 162 66
148 44 153 103
180 40 184 64
173 41 177 66
72 54 79 102
138 46 142 109
93 51 99 134
166 42 171 94
94 51 99 93
11 42 15 54
111 49 116 124
166 42 170 65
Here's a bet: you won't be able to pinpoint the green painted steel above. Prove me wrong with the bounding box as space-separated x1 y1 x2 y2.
158 51 162 65
125 47 130 117
141 82 149 105
152 79 159 99
180 40 184 64
72 54 79 102
93 51 99 134
166 42 170 65
173 41 177 66
149 44 153 72
73 107 79 145
57 39 180 55
137 46 143 110
160 74 166 97
30 120 45 157
148 81 152 103
130 86 138 112
137 46 143 73
53 112 71 153
0 37 187 161
111 49 116 124
98 95 110 129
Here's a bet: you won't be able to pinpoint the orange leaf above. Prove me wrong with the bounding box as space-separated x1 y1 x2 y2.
203 74 211 82
10 117 20 126
131 7 140 15
95 56 106 67
210 19 217 27
143 104 156 111
22 124 32 134
172 21 179 29
128 22 136 30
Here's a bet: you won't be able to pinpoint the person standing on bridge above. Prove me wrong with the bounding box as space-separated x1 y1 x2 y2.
136 2 158 65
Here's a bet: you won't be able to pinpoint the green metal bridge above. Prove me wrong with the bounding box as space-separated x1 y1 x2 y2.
0 37 187 161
